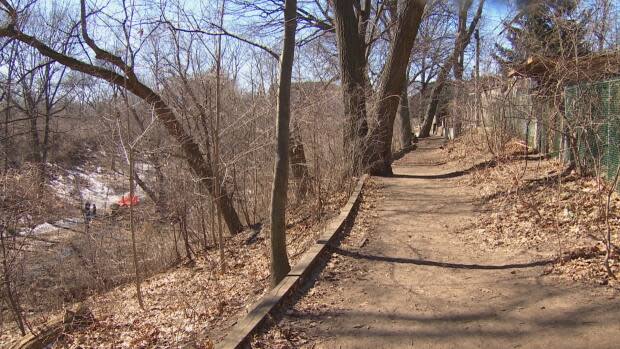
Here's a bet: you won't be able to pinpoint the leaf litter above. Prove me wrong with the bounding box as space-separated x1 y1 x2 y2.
1 184 355 348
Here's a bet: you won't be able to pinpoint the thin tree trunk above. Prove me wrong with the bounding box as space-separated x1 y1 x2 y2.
40 110 51 175
199 198 209 252
452 6 467 138
172 222 181 262
26 99 41 164
120 94 168 217
215 0 227 274
40 65 54 177
133 173 165 213
2 43 16 172
180 205 193 262
390 0 413 150
475 29 481 126
3 77 11 172
129 148 144 309
269 0 296 287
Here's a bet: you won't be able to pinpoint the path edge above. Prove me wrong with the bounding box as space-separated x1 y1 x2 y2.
216 174 369 349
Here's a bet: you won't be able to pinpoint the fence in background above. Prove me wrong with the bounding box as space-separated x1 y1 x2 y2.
566 78 620 181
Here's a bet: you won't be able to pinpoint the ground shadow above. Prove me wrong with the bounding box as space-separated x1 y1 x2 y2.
392 144 417 162
390 159 498 179
332 247 553 270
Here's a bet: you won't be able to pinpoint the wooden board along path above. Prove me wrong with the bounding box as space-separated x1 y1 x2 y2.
216 174 368 349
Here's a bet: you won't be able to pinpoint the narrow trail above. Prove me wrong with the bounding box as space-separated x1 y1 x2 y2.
263 137 620 349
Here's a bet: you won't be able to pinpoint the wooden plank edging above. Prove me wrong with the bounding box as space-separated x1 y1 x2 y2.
216 174 368 349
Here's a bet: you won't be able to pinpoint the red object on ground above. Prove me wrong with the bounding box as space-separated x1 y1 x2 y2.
119 194 140 207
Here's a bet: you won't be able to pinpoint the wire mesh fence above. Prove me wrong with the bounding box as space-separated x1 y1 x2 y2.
565 78 620 184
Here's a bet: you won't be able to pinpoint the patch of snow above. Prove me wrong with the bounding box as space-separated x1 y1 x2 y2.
19 217 84 236
49 166 144 213
31 222 57 235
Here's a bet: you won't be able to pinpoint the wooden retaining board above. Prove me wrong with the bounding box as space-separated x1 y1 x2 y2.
216 174 368 349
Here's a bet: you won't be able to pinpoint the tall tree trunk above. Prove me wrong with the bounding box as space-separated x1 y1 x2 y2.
398 79 413 148
269 0 297 287
452 6 467 138
475 29 481 126
391 0 413 150
419 0 484 138
215 0 227 273
453 7 467 81
0 17 244 234
363 0 426 176
332 0 369 175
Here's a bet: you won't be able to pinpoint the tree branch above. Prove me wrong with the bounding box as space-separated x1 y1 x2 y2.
161 19 280 61
79 0 137 80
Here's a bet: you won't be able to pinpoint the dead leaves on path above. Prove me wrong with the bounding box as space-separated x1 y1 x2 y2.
458 153 619 289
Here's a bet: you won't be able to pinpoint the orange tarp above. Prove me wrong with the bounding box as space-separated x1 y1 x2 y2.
119 194 139 207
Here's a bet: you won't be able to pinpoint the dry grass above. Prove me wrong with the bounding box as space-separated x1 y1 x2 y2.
0 180 353 348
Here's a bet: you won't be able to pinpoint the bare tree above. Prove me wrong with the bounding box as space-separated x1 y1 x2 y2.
215 0 227 273
0 0 244 234
362 0 427 175
419 0 485 138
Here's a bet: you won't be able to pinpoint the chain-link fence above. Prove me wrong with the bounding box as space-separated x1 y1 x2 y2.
565 78 620 181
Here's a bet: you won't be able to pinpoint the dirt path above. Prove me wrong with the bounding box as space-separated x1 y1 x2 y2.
256 137 620 349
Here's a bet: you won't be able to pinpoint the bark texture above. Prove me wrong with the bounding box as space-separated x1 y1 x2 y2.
332 0 369 175
398 81 413 148
269 0 296 287
363 0 426 176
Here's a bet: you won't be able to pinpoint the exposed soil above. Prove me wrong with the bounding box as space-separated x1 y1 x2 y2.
253 137 620 349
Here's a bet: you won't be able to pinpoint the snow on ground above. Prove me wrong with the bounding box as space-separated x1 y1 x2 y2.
21 218 84 236
50 165 145 213
20 164 146 236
